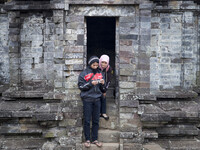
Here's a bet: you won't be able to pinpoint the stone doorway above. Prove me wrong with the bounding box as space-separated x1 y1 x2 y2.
67 5 136 147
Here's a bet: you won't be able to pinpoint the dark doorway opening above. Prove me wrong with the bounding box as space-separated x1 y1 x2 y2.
86 17 116 70
84 17 118 142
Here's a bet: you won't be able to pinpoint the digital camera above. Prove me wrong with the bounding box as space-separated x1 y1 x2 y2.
96 80 101 83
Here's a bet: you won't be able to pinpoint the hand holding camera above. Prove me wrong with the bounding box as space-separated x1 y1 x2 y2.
92 79 104 85
98 79 104 85
92 80 98 85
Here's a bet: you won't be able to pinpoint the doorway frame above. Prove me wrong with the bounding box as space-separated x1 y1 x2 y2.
67 5 138 144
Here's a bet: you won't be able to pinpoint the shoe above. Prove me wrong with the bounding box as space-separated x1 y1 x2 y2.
92 140 103 147
100 114 109 120
84 140 91 148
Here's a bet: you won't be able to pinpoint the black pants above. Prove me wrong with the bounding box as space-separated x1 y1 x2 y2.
100 95 106 114
83 100 100 141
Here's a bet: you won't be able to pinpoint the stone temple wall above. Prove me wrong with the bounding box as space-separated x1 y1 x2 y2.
0 7 9 93
150 10 198 93
1 0 200 150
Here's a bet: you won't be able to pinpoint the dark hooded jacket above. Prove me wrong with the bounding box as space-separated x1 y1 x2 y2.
78 67 106 101
102 66 112 92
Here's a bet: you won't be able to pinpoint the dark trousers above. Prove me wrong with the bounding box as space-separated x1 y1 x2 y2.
100 95 106 114
83 100 100 141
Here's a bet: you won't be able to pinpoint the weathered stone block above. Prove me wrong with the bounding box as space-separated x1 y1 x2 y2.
0 111 12 117
120 114 141 132
98 129 119 143
12 111 33 118
169 140 200 150
62 101 83 113
58 136 82 146
65 34 77 40
120 68 134 76
120 34 138 40
67 22 84 29
120 100 139 108
53 16 63 23
65 59 83 65
65 53 84 59
123 143 143 150
143 130 158 139
53 10 63 17
99 116 118 130
43 128 66 138
42 141 58 150
73 64 84 70
59 119 77 127
119 81 135 89
120 132 137 139
65 16 84 23
136 82 150 88
2 138 45 149
82 143 119 150
77 34 84 45
157 125 199 136
0 125 42 135
35 113 63 121
64 46 84 53
143 143 165 150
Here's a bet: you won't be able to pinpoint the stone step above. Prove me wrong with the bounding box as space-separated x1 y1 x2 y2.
0 137 46 149
82 143 119 150
99 116 119 130
99 100 119 130
143 129 158 139
169 139 200 150
0 125 42 135
153 139 200 150
98 129 120 143
143 143 165 150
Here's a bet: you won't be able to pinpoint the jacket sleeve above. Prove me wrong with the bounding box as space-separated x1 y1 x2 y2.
100 73 107 93
105 81 111 90
103 67 113 92
78 72 93 91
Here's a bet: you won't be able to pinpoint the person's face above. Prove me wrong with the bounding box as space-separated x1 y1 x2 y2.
101 61 108 69
90 62 99 69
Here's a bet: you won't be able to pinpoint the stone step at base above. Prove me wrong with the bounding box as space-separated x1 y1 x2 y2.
0 137 46 149
143 143 165 150
99 116 119 130
153 139 200 150
98 129 120 143
82 143 119 150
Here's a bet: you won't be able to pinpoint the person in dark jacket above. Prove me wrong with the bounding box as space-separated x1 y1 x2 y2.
99 54 112 120
78 56 105 148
